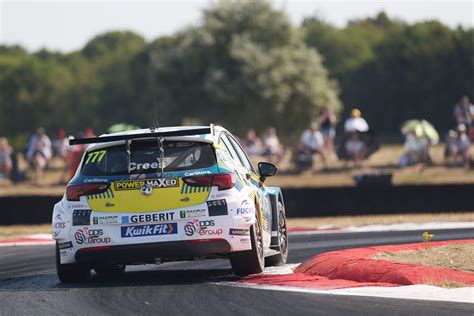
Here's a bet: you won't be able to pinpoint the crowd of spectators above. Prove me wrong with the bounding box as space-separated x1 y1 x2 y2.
241 127 284 165
243 95 473 172
0 127 94 185
0 95 472 184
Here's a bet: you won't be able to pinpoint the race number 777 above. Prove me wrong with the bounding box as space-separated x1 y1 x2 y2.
85 150 106 164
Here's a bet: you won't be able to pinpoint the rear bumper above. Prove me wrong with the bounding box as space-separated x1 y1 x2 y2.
75 239 231 265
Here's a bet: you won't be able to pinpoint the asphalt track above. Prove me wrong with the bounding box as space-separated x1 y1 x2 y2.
0 228 473 315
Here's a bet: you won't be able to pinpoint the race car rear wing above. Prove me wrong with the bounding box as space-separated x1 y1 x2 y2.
69 126 213 146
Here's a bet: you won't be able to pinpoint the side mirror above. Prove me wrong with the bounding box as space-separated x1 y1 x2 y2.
258 162 278 183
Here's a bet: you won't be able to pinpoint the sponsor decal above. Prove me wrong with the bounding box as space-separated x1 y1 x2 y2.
83 178 109 183
184 170 212 177
179 209 207 219
121 223 177 238
74 227 111 245
121 212 175 224
209 193 232 199
129 161 160 172
67 203 87 209
229 228 250 236
184 219 222 237
58 241 73 249
72 209 91 226
54 214 67 229
207 199 228 216
236 200 253 222
240 238 250 244
114 178 178 191
92 215 119 225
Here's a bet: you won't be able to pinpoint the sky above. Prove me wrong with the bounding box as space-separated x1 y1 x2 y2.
1 0 473 52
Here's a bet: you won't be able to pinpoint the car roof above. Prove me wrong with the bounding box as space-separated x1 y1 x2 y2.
84 125 230 151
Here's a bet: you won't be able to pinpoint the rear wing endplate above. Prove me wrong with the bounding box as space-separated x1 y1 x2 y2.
69 127 212 146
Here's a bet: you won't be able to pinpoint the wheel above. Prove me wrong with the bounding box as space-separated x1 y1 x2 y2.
56 242 90 283
266 200 288 266
94 264 126 278
230 214 264 276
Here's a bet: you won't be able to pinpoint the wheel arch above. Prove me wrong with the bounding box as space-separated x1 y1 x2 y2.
265 187 285 247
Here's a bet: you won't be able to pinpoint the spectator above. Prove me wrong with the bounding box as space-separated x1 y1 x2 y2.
53 129 71 183
318 106 337 154
399 130 426 167
53 129 69 159
344 108 369 133
0 137 13 181
345 133 366 165
298 122 327 168
453 96 474 132
262 127 284 164
242 129 264 156
26 127 52 183
446 124 471 168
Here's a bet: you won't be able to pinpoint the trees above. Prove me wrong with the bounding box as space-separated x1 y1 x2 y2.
143 0 340 137
0 5 472 141
303 13 473 135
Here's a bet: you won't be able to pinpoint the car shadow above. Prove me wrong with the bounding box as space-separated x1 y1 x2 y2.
0 267 239 292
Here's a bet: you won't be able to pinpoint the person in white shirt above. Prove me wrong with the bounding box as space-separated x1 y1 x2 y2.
262 127 284 164
446 124 471 168
27 127 52 183
344 108 369 133
345 133 366 164
298 122 327 168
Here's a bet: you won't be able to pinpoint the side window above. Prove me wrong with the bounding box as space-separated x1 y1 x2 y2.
219 134 241 165
227 134 255 173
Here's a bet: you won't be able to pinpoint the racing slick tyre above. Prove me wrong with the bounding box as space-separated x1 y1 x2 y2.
94 265 126 278
55 243 91 283
265 201 288 266
229 215 264 276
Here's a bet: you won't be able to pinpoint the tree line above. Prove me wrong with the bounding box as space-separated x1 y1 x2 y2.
0 1 472 146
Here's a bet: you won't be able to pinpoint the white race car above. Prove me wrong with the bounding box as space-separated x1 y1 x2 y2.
53 125 288 282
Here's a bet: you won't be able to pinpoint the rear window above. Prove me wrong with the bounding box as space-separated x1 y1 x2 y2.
80 140 216 176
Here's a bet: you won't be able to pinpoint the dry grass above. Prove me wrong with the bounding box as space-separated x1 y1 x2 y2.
373 244 474 273
1 145 474 196
440 281 471 288
265 144 474 188
287 212 474 228
0 224 51 239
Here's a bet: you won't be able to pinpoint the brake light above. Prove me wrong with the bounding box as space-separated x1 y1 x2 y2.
183 174 234 191
212 174 234 190
66 183 110 201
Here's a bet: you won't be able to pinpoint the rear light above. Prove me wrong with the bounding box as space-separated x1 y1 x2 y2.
66 183 110 201
212 174 234 190
183 173 234 191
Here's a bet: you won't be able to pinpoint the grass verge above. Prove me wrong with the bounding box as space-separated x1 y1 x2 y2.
372 244 474 287
286 212 474 228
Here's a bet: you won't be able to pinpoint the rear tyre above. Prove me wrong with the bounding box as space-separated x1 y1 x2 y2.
56 243 90 283
230 215 264 276
94 264 126 278
265 201 288 266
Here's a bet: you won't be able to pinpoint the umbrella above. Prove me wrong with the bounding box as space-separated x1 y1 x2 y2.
107 123 140 134
401 119 439 144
